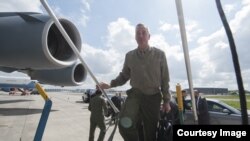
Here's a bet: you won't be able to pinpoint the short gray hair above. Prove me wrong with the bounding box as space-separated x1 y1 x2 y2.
136 23 150 33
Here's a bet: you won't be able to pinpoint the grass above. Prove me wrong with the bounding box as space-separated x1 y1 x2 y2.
221 101 250 109
205 95 250 100
205 95 250 109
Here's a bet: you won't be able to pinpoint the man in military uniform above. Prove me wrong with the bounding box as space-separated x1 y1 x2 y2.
99 23 171 141
88 89 108 141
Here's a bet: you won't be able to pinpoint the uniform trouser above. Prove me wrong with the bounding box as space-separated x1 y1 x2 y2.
89 118 106 141
118 88 161 141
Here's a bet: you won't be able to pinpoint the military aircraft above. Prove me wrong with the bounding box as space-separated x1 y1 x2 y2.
0 77 37 95
0 12 87 86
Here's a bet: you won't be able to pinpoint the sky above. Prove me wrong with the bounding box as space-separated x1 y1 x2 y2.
0 0 250 91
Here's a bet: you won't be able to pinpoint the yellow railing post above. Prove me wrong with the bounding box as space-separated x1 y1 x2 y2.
34 83 52 141
176 83 184 124
35 83 49 101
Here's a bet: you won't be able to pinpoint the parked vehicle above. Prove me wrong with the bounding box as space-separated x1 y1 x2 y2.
184 98 250 124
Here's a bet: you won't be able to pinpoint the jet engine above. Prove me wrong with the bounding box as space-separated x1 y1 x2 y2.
0 12 86 86
0 12 81 69
29 62 87 86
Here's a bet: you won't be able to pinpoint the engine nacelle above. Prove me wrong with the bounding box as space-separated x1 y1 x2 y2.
0 12 81 70
29 62 87 86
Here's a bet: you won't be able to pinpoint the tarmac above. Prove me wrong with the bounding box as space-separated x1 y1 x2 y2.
0 92 123 141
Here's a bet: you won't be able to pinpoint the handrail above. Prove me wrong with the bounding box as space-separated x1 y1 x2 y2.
34 83 52 141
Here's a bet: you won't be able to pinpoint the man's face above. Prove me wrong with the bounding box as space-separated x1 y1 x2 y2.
182 92 187 97
135 25 150 46
194 91 199 97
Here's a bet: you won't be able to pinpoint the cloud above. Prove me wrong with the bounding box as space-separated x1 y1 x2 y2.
81 43 115 75
41 0 90 28
224 4 235 14
243 0 250 5
159 22 178 32
154 1 250 90
185 20 203 42
79 0 91 27
78 12 89 27
81 0 91 11
190 1 250 90
106 18 136 53
159 20 203 42
80 18 135 89
81 18 178 90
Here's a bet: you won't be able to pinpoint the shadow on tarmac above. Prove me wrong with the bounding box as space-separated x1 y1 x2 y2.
75 101 84 103
0 99 34 104
0 108 58 116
